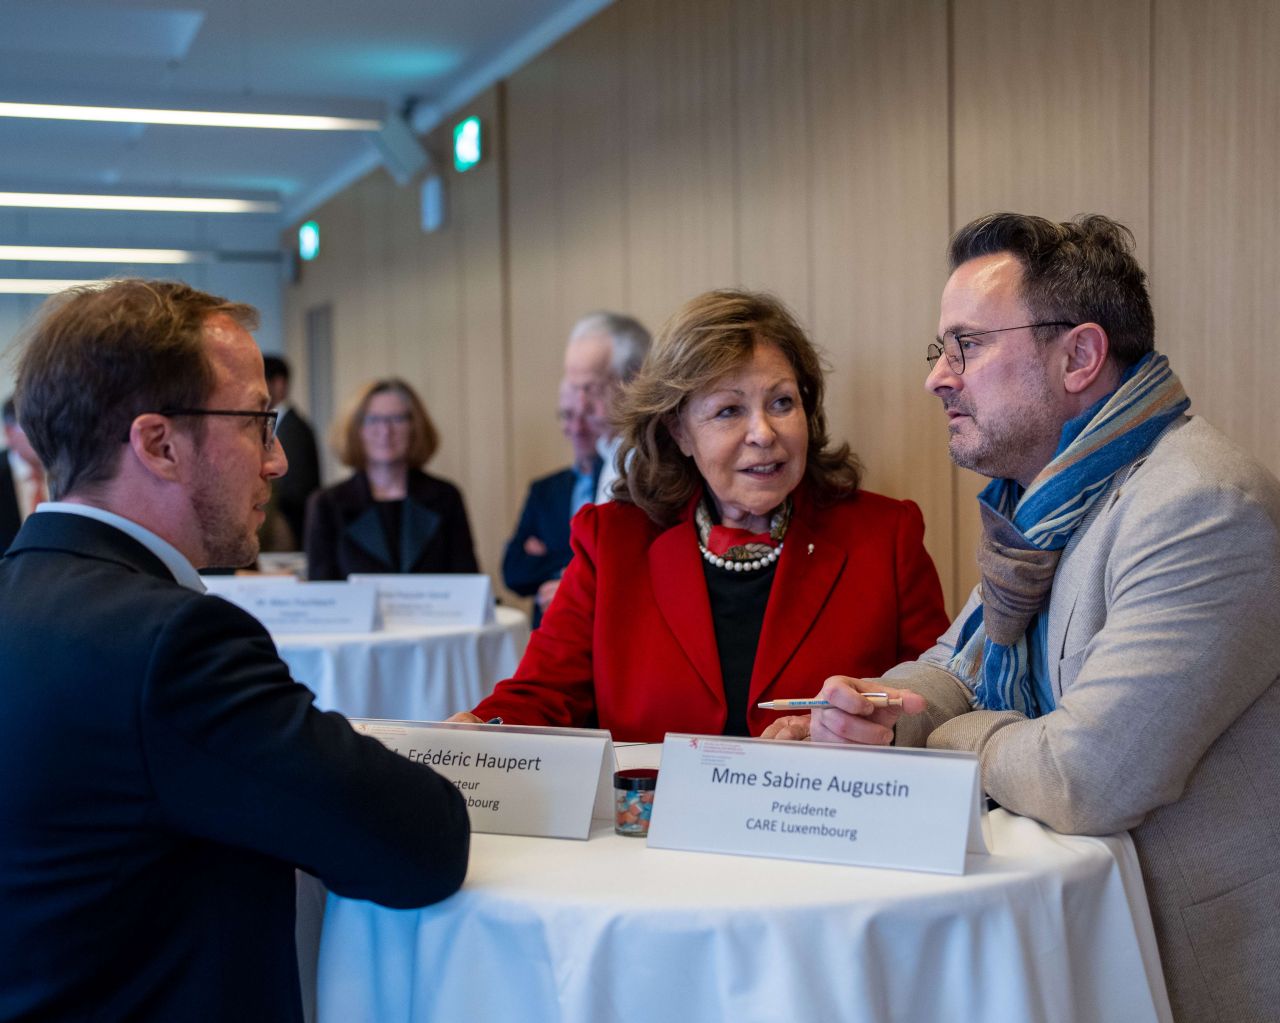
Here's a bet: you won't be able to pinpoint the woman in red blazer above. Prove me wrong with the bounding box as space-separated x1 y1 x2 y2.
466 290 948 742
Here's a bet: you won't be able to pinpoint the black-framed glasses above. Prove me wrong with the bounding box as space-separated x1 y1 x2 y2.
926 321 1077 375
157 408 280 450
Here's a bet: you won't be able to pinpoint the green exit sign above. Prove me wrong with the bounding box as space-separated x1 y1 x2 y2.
453 116 482 172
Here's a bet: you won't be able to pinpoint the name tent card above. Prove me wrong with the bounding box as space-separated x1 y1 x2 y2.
352 719 613 840
349 573 495 629
646 735 988 875
205 577 377 633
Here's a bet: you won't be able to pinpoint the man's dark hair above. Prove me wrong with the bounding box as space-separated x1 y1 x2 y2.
15 279 258 499
1 397 15 427
948 212 1155 367
263 355 290 382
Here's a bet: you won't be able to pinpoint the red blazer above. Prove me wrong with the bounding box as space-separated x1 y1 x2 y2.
473 484 949 742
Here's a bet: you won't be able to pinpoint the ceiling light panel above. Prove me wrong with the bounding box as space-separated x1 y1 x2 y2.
0 101 380 132
0 192 280 213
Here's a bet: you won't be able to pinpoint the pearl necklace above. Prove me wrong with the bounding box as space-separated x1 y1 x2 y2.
698 540 784 573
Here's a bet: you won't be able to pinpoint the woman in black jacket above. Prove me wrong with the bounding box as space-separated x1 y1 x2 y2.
305 378 478 580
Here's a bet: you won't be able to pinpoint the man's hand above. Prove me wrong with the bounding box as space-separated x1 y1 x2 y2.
810 676 926 745
535 578 561 609
446 712 483 724
523 536 548 557
762 677 926 745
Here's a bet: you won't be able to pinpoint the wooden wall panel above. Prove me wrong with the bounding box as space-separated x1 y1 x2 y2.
505 6 630 498
805 0 954 600
731 0 812 315
949 0 1151 604
1151 0 1280 480
620 0 737 327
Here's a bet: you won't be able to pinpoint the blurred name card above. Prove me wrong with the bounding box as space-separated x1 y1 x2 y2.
647 735 988 875
349 573 495 629
352 719 612 840
204 577 377 633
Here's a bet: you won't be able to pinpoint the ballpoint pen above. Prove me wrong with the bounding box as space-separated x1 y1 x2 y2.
757 693 902 710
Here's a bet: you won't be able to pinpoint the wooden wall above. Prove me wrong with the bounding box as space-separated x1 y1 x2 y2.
284 0 1279 612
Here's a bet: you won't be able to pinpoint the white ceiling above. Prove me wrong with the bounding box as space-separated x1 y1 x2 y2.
0 0 611 224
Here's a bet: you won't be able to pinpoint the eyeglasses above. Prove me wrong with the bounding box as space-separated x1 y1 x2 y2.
361 412 412 429
926 321 1077 375
158 408 280 450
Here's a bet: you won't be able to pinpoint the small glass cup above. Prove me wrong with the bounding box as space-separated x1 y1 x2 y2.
613 768 659 837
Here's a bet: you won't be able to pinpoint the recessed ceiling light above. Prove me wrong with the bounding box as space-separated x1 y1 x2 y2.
0 100 380 132
0 192 280 214
0 245 203 264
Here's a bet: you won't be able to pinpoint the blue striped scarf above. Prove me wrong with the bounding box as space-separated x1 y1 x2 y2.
949 352 1189 715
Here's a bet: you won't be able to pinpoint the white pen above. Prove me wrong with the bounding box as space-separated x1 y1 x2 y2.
757 693 902 710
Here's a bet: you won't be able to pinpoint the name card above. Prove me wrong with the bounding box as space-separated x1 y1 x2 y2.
646 735 988 874
351 719 613 840
206 578 377 633
349 573 495 629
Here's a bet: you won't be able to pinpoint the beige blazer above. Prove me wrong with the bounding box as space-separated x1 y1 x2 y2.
892 417 1280 1023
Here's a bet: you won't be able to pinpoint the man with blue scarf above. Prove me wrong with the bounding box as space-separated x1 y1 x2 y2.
767 213 1280 1023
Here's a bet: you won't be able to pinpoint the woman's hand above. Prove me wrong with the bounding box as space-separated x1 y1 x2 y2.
446 712 483 724
761 715 811 740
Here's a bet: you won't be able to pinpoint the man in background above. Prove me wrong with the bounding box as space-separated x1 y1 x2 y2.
503 378 603 626
561 310 650 503
0 280 469 1022
1 396 46 551
263 354 321 549
770 213 1280 1022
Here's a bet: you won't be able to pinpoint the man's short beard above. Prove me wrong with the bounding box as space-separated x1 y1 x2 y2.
192 478 258 569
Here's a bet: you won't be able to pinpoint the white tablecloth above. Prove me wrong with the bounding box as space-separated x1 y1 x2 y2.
314 809 1172 1023
275 606 529 721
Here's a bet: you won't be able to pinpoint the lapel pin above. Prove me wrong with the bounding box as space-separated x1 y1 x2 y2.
807 543 814 555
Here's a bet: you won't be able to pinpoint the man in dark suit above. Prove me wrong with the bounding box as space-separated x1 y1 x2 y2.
503 379 602 626
2 396 46 552
0 280 470 1022
264 355 321 549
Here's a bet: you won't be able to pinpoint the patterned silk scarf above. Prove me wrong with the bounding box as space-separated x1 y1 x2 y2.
695 497 791 563
949 352 1190 715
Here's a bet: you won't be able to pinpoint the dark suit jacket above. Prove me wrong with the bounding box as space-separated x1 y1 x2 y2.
304 468 479 581
273 407 321 547
0 512 470 1022
502 463 600 627
0 452 19 553
474 483 950 741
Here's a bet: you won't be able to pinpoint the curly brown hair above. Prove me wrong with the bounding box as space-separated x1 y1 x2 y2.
613 289 861 525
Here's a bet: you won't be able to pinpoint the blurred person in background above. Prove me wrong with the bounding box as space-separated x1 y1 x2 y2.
502 378 603 627
261 355 320 550
562 310 650 503
305 377 478 579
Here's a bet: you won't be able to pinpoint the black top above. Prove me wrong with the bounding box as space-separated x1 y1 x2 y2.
375 498 405 563
304 468 479 580
702 558 778 736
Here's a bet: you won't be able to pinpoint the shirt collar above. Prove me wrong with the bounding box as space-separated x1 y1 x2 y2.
35 502 206 593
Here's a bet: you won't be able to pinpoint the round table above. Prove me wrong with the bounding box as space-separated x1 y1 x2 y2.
275 605 529 721
314 808 1172 1023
